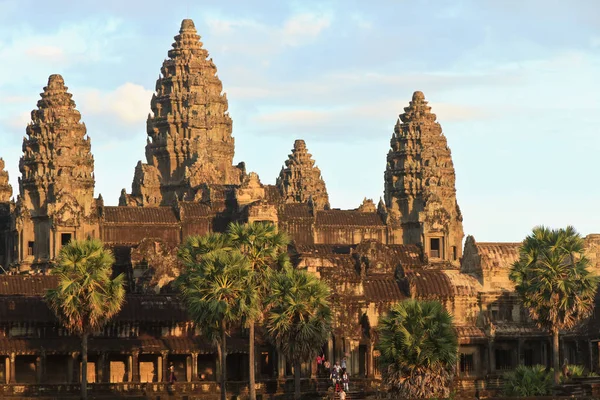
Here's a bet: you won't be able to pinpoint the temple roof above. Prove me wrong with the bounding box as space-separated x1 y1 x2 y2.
364 278 406 302
103 206 179 224
316 210 384 227
475 242 521 270
406 269 480 298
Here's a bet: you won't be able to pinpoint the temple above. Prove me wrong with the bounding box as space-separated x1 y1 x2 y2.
0 18 598 397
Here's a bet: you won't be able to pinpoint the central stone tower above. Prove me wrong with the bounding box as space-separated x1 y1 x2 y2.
384 91 463 265
123 19 244 206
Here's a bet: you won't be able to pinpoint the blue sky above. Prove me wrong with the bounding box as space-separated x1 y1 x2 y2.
0 0 599 242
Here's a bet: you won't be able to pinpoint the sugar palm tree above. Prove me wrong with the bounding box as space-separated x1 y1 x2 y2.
176 249 259 400
509 225 599 384
266 266 332 400
45 239 126 400
227 222 290 400
376 299 458 399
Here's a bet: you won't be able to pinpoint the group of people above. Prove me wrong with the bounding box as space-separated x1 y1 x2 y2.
316 354 350 398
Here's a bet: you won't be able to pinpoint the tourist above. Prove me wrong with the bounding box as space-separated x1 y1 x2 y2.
330 364 340 388
316 353 324 375
341 357 347 370
341 369 349 392
339 390 346 400
169 364 177 384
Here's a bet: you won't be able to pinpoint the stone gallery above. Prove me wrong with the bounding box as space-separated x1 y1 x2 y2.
0 18 598 395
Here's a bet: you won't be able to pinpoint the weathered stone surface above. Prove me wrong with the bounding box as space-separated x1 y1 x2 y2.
14 74 99 271
126 19 243 206
276 139 330 210
0 158 12 202
384 91 464 265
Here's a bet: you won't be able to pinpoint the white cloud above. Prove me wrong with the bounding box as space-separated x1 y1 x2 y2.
281 13 332 46
203 11 332 55
79 83 153 125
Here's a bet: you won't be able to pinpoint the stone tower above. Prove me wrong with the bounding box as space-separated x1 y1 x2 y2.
276 139 330 210
124 19 243 206
384 91 463 265
0 159 12 202
16 74 99 270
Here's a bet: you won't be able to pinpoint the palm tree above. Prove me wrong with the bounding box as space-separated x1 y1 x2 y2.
509 225 599 384
227 222 290 400
376 299 458 399
266 266 332 400
45 239 126 400
176 249 259 400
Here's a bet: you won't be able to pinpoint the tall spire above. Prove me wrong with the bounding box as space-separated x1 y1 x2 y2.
129 18 242 206
19 74 95 216
276 139 330 210
384 91 463 265
0 158 12 202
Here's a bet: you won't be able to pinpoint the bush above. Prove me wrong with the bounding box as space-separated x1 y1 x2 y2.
563 364 585 379
503 365 553 397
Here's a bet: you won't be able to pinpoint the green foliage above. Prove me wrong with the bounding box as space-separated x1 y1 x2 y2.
45 239 126 335
266 266 332 364
376 299 458 399
564 364 585 379
266 266 332 400
175 247 259 339
509 225 599 334
502 365 553 397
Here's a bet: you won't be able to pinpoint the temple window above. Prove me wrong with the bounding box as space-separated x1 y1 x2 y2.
429 238 442 258
452 246 457 261
27 241 34 256
495 349 512 370
61 233 72 246
460 353 474 374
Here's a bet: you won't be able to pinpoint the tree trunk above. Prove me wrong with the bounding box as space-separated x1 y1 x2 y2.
553 329 560 385
294 360 302 400
249 321 256 400
221 320 228 400
81 332 88 400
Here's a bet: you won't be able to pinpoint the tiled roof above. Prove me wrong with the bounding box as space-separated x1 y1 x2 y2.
407 270 482 298
379 244 424 268
295 244 353 255
443 270 482 296
0 275 58 295
279 203 312 219
364 278 407 302
179 202 212 219
455 325 486 339
103 206 179 224
0 294 189 323
315 210 384 227
493 323 546 337
0 336 220 355
406 270 454 298
476 242 521 270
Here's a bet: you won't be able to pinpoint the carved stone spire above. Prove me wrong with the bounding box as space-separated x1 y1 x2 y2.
129 19 243 206
0 158 12 202
19 74 95 216
384 91 463 265
276 139 330 210
14 74 98 270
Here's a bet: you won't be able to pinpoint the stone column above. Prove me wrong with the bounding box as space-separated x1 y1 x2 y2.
70 352 80 383
487 340 495 374
277 352 285 378
186 355 192 382
157 353 163 382
192 353 199 381
473 347 481 376
161 351 169 382
35 355 42 383
367 342 374 378
9 353 16 384
517 338 524 366
131 351 140 383
97 353 105 383
327 337 334 366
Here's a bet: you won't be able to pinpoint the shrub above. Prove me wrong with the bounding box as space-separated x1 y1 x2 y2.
502 365 553 397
